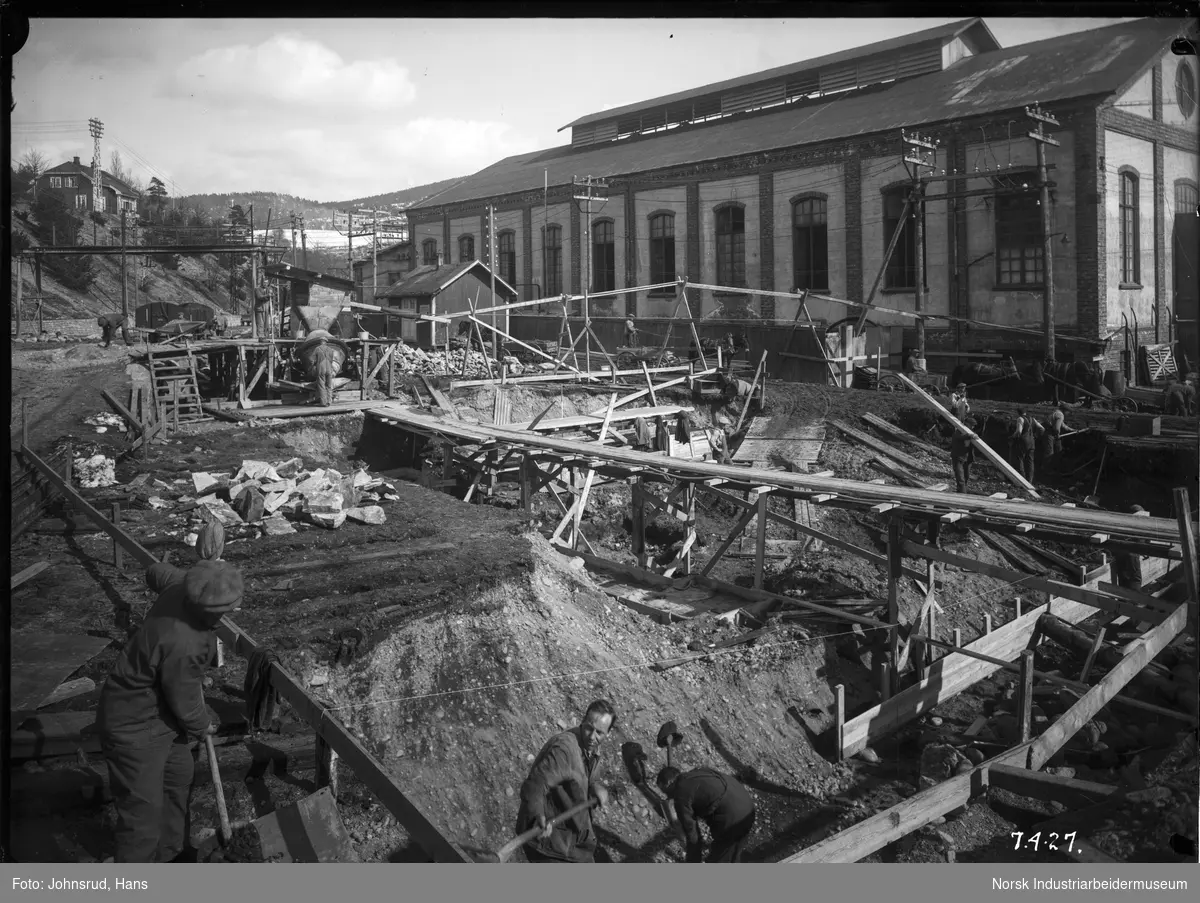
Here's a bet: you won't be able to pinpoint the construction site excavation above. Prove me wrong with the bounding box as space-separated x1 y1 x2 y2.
8 14 1199 872
9 274 1199 866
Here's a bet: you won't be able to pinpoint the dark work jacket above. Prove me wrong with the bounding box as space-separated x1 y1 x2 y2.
1114 552 1144 590
516 728 603 862
97 563 215 742
950 432 975 463
669 767 755 862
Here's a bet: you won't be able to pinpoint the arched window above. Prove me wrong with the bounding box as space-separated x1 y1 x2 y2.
458 234 475 263
592 219 615 293
715 205 745 287
498 231 516 287
543 224 563 296
792 195 828 291
1119 170 1140 285
422 238 438 266
649 212 676 286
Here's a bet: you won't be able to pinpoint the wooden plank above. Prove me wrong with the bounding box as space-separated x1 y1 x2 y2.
902 540 1169 625
11 561 51 590
37 677 96 709
861 412 945 457
892 372 1039 497
421 375 460 419
1028 603 1187 770
987 764 1118 810
1174 487 1199 610
829 420 928 472
840 593 1100 759
99 389 144 435
10 630 112 712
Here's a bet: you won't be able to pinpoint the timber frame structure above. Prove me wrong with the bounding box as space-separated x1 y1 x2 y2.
369 402 1199 862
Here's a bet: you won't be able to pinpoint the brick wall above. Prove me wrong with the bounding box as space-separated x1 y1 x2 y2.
12 317 105 338
569 201 581 313
1154 141 1167 342
624 186 638 316
1074 108 1105 345
522 208 533 301
686 182 700 284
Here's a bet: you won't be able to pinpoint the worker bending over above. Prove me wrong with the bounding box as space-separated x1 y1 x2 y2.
516 699 615 863
97 313 131 348
656 766 757 862
97 559 244 862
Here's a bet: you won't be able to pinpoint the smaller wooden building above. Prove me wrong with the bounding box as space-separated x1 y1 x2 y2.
377 260 517 347
352 242 413 306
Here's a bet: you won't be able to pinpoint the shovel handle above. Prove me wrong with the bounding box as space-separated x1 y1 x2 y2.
205 734 233 846
494 798 598 863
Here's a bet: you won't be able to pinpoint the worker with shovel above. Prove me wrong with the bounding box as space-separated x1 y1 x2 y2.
515 699 615 863
96 559 244 862
656 765 757 862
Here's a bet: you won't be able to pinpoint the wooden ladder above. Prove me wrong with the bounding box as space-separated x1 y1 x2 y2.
148 352 209 426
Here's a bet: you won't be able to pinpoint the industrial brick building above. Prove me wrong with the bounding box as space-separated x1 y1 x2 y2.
403 17 1199 371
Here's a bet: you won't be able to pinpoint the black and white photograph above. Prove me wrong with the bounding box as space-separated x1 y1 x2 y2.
5 10 1198 884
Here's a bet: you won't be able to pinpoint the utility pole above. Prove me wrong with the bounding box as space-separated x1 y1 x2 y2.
573 175 609 372
290 212 298 267
1027 103 1060 362
120 210 128 326
488 204 498 358
903 130 938 367
373 209 378 304
300 216 308 270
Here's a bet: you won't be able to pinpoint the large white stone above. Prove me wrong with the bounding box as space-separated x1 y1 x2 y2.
261 515 296 536
306 491 344 515
236 460 281 483
345 506 386 525
309 510 347 530
191 472 224 495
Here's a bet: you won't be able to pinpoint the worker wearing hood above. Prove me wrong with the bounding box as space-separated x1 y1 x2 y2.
97 559 244 862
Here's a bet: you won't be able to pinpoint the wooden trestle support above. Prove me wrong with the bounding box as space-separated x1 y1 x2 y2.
369 403 1199 862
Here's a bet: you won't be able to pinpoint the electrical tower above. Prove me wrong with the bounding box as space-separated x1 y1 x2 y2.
1027 102 1060 361
88 118 104 215
902 130 938 365
573 175 610 368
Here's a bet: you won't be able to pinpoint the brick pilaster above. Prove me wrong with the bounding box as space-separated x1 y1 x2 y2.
758 172 775 320
1154 140 1166 342
522 207 533 301
1073 109 1105 350
844 152 863 303
686 182 700 286
624 185 638 316
570 200 581 314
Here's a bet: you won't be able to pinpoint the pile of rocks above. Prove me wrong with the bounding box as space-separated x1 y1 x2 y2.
185 458 396 539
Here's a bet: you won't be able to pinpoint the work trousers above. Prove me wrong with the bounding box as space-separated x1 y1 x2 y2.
952 459 971 493
706 811 756 863
1013 448 1035 483
102 727 195 863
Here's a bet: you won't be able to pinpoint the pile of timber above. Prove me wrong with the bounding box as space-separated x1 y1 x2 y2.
11 448 68 538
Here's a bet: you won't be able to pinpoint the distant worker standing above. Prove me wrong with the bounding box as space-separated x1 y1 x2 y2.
1008 408 1044 483
515 699 615 863
949 383 971 421
656 766 757 862
624 319 639 347
97 313 131 348
951 416 978 494
1042 404 1068 478
1114 505 1148 591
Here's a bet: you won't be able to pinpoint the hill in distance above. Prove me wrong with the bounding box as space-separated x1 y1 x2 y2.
174 176 466 230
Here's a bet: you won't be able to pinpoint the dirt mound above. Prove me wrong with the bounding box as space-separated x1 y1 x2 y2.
322 531 853 861
11 343 136 371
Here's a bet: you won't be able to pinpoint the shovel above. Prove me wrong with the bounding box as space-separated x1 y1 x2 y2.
657 720 683 768
477 798 599 863
204 733 234 847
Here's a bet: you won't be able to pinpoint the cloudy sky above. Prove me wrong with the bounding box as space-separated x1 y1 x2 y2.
11 17 1136 203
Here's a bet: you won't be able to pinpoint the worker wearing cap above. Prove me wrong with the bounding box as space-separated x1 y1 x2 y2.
949 383 970 422
516 699 614 863
97 559 244 862
97 313 130 348
1042 404 1068 478
656 766 756 862
624 319 638 347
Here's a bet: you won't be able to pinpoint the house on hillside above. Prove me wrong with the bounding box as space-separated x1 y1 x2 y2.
39 156 139 219
351 241 413 305
377 258 517 346
402 17 1199 374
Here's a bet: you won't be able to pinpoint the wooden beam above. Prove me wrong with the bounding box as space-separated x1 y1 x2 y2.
901 540 1170 625
734 351 768 435
1173 487 1199 610
701 505 759 576
1029 603 1188 770
892 372 1039 497
11 561 51 590
754 492 768 589
987 764 1118 809
829 420 928 473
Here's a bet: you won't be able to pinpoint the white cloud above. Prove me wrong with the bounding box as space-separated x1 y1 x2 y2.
170 33 416 109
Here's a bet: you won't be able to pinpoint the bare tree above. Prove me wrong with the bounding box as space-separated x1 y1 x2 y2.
109 149 132 186
16 147 48 198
